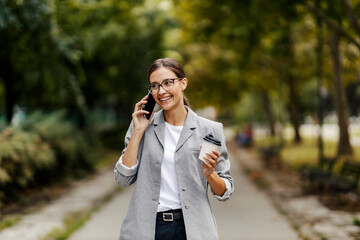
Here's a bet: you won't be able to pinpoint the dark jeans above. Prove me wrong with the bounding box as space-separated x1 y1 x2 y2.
155 210 187 240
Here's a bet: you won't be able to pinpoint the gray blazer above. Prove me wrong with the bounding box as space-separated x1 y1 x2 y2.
114 106 234 240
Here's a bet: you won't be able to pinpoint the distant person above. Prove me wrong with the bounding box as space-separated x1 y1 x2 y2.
236 124 253 147
114 58 234 240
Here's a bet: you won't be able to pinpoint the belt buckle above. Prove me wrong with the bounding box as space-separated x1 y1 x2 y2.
163 213 173 222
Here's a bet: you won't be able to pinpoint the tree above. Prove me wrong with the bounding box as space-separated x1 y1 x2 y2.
329 30 353 155
175 0 306 141
0 0 168 128
0 0 56 122
305 0 359 155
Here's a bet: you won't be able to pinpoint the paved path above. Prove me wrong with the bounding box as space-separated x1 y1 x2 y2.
68 150 300 240
0 168 118 240
68 186 133 240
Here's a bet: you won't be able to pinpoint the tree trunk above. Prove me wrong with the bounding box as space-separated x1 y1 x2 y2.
329 30 353 156
315 1 324 160
287 76 302 143
1 58 17 123
260 90 275 136
283 30 302 143
0 32 15 123
4 78 15 123
63 57 88 129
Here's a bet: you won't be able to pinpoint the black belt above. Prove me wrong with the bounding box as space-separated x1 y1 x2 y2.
157 209 183 222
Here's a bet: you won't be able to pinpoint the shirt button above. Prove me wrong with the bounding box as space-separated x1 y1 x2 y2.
182 186 186 191
185 204 189 209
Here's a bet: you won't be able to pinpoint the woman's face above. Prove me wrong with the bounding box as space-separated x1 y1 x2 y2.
149 67 187 112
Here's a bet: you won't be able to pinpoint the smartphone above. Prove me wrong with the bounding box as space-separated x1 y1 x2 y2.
142 91 156 120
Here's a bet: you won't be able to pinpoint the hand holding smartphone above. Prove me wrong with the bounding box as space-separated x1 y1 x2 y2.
142 91 156 120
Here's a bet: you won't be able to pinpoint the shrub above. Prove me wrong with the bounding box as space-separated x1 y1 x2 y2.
0 127 56 200
20 111 97 180
0 110 98 204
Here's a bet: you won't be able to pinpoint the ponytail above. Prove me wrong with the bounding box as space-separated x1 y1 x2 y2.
183 95 191 109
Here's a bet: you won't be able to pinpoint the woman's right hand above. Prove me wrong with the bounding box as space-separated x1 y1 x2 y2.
132 95 154 134
121 95 154 169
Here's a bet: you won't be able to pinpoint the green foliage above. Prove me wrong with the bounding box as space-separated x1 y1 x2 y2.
1 0 360 193
20 111 98 179
0 128 55 187
353 217 360 226
0 111 98 204
233 93 267 123
0 0 167 126
175 0 360 123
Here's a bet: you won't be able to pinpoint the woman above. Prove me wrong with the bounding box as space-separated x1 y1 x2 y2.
114 58 234 240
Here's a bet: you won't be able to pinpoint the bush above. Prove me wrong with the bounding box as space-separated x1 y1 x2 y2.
20 111 98 180
0 111 98 204
0 128 55 185
98 126 127 150
0 127 56 202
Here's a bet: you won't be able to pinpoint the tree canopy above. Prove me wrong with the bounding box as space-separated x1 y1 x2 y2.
0 0 360 155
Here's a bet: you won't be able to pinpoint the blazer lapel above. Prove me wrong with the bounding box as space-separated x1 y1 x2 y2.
176 107 197 152
152 107 198 152
153 110 165 149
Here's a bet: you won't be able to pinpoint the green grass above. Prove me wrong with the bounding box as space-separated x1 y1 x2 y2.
42 211 92 240
280 139 338 168
255 135 360 169
353 218 360 226
0 215 22 231
41 188 120 240
254 135 284 147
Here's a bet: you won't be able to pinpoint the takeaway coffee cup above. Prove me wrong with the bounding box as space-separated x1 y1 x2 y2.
199 134 221 161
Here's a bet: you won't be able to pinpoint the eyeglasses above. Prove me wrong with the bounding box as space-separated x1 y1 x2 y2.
147 78 183 94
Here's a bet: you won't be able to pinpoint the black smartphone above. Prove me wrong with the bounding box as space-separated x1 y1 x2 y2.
142 91 156 120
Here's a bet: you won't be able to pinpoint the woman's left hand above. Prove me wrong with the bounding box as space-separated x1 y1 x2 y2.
202 149 221 177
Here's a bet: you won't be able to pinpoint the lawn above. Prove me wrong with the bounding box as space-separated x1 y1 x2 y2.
254 136 360 169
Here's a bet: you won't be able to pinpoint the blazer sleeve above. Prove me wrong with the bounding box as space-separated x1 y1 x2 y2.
114 121 144 187
211 122 234 201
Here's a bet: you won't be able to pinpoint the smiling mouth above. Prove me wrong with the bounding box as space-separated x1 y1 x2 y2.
159 96 172 102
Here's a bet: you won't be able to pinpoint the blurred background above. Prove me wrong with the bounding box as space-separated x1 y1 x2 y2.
1 0 360 238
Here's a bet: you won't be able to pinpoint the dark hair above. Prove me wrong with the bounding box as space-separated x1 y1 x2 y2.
147 58 191 108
